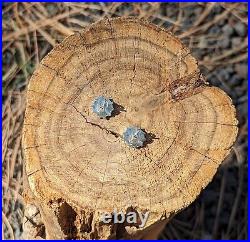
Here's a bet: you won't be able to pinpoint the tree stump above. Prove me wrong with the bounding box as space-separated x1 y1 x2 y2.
22 17 238 239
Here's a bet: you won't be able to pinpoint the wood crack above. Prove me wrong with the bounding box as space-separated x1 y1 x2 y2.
71 104 120 138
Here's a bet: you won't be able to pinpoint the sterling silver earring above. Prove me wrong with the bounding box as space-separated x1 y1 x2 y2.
92 96 114 118
123 126 146 148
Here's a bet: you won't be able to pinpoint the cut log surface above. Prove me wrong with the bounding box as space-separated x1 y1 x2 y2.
22 18 238 239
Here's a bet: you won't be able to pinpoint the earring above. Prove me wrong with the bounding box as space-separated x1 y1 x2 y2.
92 96 114 118
123 126 146 148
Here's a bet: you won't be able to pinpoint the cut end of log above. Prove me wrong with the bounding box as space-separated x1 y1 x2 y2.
22 17 238 239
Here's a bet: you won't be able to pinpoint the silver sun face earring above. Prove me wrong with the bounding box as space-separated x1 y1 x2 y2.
92 96 114 118
123 126 146 148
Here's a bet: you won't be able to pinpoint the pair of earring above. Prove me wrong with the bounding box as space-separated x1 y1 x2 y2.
92 96 146 148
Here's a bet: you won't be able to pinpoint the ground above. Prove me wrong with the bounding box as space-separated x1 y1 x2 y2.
2 2 248 240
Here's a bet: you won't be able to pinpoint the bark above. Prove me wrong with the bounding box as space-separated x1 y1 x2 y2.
22 17 238 239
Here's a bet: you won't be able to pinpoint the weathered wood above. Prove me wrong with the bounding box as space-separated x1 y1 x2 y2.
22 17 238 239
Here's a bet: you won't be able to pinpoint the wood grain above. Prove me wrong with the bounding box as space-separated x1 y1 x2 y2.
22 17 238 239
